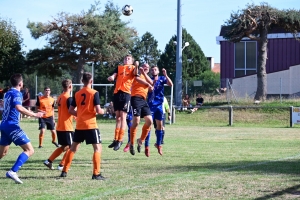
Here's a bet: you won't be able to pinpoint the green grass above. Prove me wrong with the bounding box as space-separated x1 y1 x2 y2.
1 113 300 199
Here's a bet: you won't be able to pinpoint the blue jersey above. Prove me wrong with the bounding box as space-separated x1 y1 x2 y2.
147 76 167 106
0 88 23 127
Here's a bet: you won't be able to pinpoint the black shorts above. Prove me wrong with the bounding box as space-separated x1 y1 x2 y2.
57 131 74 146
131 96 151 118
113 90 131 112
38 116 55 130
73 129 101 145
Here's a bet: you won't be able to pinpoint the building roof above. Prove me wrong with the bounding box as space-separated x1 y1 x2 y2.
212 63 220 73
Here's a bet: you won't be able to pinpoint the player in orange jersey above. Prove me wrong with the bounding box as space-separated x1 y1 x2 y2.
60 72 105 180
128 63 153 155
36 87 58 148
43 79 74 170
107 54 138 151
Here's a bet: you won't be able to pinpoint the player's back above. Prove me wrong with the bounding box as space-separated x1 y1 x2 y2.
0 89 22 127
56 92 73 131
147 76 166 106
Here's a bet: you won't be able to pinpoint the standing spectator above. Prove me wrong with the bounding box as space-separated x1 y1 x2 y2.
107 54 138 151
0 74 44 184
60 72 105 180
182 94 190 110
145 66 173 156
36 87 58 148
191 94 204 113
22 87 31 118
43 79 74 171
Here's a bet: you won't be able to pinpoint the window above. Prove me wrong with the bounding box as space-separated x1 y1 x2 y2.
234 41 257 78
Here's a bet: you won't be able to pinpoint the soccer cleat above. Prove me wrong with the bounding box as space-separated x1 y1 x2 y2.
129 144 135 155
137 138 142 153
113 141 123 151
52 141 60 147
123 143 130 152
154 143 163 156
6 171 23 184
145 147 150 157
108 140 117 148
92 173 106 180
38 146 43 148
60 171 67 177
44 160 54 170
57 165 63 171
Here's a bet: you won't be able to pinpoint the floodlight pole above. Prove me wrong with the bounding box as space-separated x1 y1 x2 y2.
175 0 183 107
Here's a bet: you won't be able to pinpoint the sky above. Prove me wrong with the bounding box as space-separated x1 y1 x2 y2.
0 0 299 63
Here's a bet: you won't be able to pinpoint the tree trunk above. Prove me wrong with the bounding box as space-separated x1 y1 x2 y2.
73 52 86 91
254 29 268 101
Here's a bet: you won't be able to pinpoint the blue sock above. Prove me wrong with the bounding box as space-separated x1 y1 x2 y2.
156 130 163 146
11 152 29 172
162 130 165 141
145 131 151 147
127 120 132 143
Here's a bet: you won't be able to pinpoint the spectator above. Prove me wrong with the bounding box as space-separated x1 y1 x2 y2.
22 87 31 118
182 94 190 110
106 101 115 119
191 94 204 113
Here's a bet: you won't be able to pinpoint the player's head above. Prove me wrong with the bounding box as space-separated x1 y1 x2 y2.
10 73 23 88
123 54 134 65
151 66 159 77
44 87 51 97
82 72 93 85
62 79 72 91
141 63 150 74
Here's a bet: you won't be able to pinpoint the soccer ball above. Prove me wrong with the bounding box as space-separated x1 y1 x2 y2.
122 5 133 16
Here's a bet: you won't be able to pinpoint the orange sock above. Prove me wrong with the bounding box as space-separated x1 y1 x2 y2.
60 149 69 166
114 128 120 140
130 127 137 145
118 129 125 142
48 147 64 162
62 150 75 173
51 132 56 143
141 124 151 142
39 134 44 146
93 151 101 175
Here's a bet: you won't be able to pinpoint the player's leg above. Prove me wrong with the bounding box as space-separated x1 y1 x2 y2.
161 113 166 144
129 115 140 155
123 118 132 152
0 145 10 159
57 131 74 170
38 118 46 148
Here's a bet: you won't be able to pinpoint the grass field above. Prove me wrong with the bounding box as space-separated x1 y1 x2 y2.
1 111 300 200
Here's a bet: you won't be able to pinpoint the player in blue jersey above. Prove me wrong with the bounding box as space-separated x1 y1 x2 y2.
123 107 133 152
0 74 44 184
145 66 173 156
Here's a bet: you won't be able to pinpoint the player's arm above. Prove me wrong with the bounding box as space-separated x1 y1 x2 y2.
68 96 77 116
94 92 104 115
162 68 173 87
16 105 44 118
35 96 40 112
107 67 118 82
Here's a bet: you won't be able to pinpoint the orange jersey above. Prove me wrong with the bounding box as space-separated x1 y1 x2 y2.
131 74 149 99
113 65 136 94
74 87 99 130
36 96 55 118
56 92 73 131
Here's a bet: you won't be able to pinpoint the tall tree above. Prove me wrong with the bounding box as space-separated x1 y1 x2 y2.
0 18 25 81
158 28 210 96
130 32 161 66
223 2 300 101
26 2 137 84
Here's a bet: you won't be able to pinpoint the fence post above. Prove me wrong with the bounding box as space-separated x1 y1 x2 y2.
290 106 293 127
229 106 233 126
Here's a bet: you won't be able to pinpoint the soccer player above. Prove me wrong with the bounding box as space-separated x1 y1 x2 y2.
128 63 153 155
43 79 74 170
161 96 171 144
107 54 138 151
145 66 173 156
36 86 59 148
0 74 44 184
60 72 105 180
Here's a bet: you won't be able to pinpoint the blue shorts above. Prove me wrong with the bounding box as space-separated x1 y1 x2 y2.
150 104 164 121
0 125 30 146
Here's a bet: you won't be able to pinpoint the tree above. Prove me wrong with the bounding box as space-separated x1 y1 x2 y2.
130 32 161 66
223 2 300 101
158 28 210 96
0 18 25 81
26 2 137 84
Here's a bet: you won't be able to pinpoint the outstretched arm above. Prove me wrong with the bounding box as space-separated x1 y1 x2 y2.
162 68 173 87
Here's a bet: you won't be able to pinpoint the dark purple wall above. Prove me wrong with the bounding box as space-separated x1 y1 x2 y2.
220 38 300 86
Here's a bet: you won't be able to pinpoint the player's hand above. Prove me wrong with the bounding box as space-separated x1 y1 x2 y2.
35 111 45 118
107 76 114 82
168 115 171 121
134 61 139 68
162 68 167 76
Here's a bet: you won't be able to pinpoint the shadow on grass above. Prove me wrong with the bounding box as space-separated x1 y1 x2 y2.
254 184 300 200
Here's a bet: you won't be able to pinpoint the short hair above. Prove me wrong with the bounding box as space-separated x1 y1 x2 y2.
82 72 92 84
44 86 50 91
61 79 72 89
125 54 135 63
10 74 23 87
